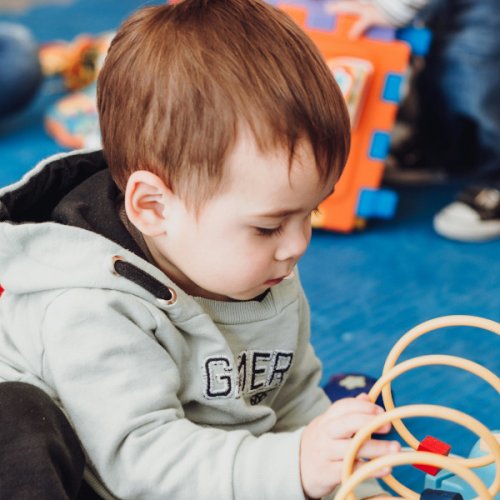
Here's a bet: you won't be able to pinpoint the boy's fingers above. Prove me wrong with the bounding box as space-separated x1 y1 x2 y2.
351 459 391 479
321 437 398 460
326 396 382 419
354 461 393 480
326 413 388 439
355 393 371 401
357 439 401 460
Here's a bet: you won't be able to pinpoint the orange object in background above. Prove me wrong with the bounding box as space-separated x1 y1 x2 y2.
277 4 411 232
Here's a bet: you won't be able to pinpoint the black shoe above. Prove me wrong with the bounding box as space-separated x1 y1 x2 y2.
383 134 451 186
433 185 500 242
383 161 451 186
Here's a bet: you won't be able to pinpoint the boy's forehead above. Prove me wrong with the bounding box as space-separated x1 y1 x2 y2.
218 134 333 210
225 131 316 178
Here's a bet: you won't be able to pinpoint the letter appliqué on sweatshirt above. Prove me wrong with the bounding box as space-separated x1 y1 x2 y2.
203 350 294 403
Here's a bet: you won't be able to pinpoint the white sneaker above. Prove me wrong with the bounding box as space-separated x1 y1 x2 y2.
433 186 500 242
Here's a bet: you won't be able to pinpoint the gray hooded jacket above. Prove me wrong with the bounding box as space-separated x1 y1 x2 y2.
0 150 384 499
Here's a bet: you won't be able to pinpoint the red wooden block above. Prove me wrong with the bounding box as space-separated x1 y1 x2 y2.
414 435 452 476
0 284 4 297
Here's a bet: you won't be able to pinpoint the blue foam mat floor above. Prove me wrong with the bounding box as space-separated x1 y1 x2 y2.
1 0 499 495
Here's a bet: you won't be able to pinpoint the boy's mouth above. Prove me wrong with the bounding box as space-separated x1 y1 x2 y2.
265 270 295 286
265 277 284 286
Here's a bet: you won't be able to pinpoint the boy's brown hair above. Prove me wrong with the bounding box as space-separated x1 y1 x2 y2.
97 0 350 207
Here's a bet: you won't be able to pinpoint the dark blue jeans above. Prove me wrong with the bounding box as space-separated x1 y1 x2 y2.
417 0 500 182
0 382 101 499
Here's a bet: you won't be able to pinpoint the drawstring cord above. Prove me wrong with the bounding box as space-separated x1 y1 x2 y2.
112 256 176 305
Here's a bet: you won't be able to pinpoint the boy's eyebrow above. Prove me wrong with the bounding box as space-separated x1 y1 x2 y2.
253 187 335 218
256 208 306 218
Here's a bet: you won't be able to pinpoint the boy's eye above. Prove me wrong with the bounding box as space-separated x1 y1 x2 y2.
255 226 284 237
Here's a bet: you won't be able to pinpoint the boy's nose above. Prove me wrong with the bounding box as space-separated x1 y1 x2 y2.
274 228 310 262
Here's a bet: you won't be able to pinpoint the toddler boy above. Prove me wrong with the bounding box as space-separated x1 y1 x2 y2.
0 0 399 498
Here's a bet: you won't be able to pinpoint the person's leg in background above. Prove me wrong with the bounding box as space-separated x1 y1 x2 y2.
0 381 87 499
418 0 500 240
0 22 43 118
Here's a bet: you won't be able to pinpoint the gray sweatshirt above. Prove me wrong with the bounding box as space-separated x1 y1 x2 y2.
0 150 385 499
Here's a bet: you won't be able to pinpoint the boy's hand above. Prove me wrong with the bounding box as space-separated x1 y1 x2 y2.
299 394 400 499
326 1 394 38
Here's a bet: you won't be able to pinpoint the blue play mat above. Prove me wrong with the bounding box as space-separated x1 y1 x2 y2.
1 0 499 496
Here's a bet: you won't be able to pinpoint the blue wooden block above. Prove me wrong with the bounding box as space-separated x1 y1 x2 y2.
356 188 398 219
323 372 388 407
382 73 404 104
368 131 391 160
396 26 432 57
421 489 463 500
324 373 377 401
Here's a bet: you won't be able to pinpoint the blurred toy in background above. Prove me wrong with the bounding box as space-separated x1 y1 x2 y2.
323 372 387 409
40 32 113 149
327 56 373 129
44 82 99 149
39 32 112 91
0 22 43 117
328 0 500 242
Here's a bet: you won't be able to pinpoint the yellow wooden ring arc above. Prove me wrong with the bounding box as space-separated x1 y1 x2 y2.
380 316 500 455
339 404 500 500
368 353 500 468
335 452 491 500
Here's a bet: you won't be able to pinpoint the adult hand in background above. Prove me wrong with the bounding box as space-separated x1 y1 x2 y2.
325 1 395 38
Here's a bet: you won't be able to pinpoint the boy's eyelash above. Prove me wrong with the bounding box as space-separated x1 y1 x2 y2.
255 226 284 237
256 208 320 237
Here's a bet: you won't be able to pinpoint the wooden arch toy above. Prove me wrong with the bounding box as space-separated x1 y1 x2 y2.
336 315 500 499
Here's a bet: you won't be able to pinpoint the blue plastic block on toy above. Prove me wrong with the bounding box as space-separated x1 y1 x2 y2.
356 188 398 219
306 8 336 30
425 432 500 500
323 372 387 408
425 471 473 500
324 373 376 401
421 489 463 500
382 73 404 104
369 131 391 160
396 26 432 57
365 26 396 41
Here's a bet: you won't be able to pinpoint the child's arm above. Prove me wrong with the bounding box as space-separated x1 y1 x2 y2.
270 290 332 431
327 0 431 38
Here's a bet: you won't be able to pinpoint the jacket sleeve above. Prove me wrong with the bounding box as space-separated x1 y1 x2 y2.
41 289 308 500
271 288 331 432
373 0 431 26
270 286 388 500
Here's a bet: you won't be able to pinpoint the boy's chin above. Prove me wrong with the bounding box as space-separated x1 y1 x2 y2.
226 286 270 302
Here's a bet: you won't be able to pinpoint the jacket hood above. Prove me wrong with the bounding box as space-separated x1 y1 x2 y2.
0 149 174 303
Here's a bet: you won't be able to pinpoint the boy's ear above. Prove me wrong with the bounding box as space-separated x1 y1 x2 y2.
124 170 172 237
